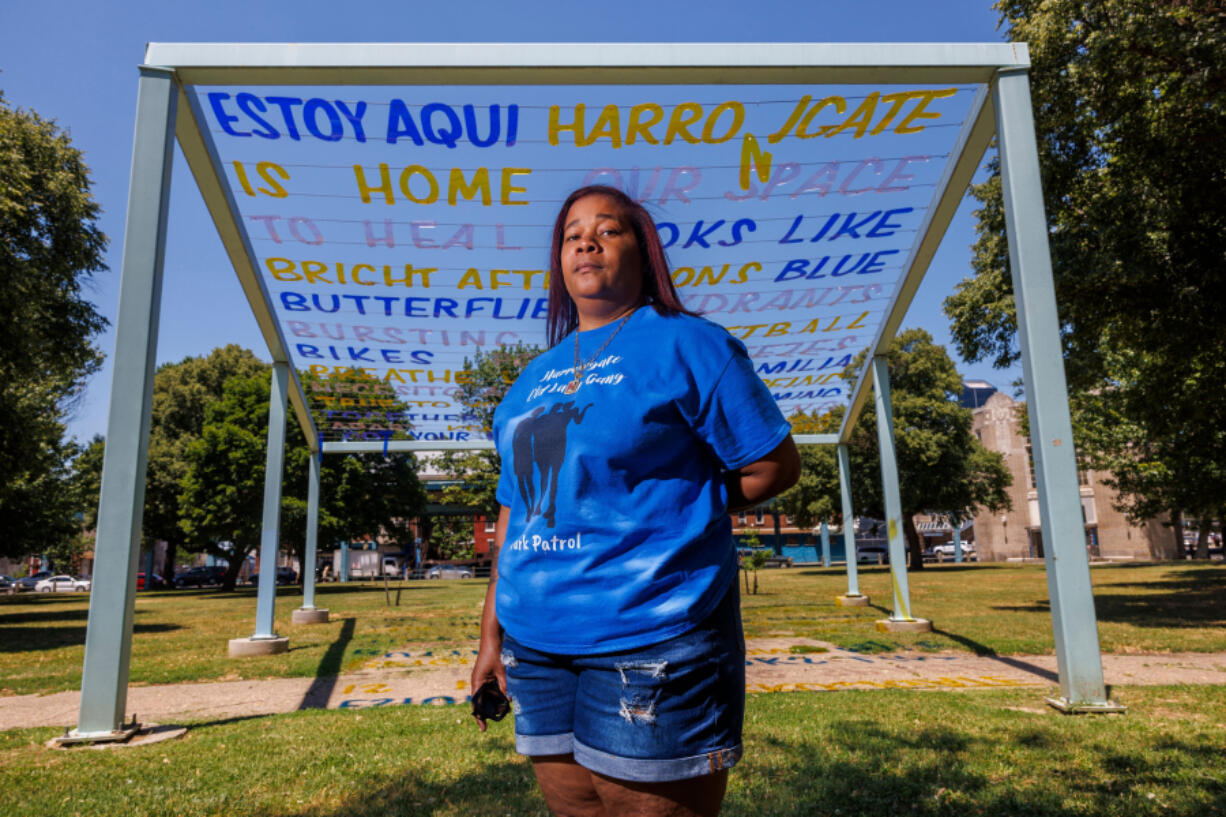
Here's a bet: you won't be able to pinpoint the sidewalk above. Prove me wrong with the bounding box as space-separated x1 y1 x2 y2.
3 639 1224 732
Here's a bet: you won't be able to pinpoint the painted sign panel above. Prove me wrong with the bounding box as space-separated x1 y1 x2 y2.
190 82 978 443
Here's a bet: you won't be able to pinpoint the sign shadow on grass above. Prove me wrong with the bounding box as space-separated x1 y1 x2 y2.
298 617 356 710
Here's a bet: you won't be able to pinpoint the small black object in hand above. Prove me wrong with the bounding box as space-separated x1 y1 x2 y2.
472 679 510 722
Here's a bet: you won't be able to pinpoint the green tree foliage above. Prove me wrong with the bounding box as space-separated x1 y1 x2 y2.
145 346 266 582
780 330 1012 570
944 1 1226 541
776 410 842 529
435 343 542 519
179 363 426 589
0 91 107 558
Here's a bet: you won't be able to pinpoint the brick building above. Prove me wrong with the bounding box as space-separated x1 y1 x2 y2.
965 385 1177 561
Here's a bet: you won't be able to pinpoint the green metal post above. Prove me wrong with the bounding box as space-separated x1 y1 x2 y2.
75 67 177 738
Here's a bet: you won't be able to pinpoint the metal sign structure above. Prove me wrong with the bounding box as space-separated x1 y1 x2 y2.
75 43 1117 742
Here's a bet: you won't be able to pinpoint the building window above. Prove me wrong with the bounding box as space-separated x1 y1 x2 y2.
737 512 746 525
484 517 495 533
755 509 765 525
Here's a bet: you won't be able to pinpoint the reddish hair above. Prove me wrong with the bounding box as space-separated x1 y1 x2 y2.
546 185 694 347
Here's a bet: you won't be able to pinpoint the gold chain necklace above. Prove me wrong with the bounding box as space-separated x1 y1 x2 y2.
565 308 637 395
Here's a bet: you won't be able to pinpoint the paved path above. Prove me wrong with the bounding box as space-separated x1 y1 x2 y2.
4 640 1225 731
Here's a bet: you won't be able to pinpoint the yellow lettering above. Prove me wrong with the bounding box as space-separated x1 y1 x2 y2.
448 167 492 206
255 162 289 198
500 168 530 206
798 96 848 138
265 257 300 282
894 88 957 134
824 93 879 139
232 161 256 196
765 322 790 337
457 268 483 289
664 102 703 145
548 104 586 146
626 103 664 145
702 101 744 144
351 264 375 286
354 163 395 205
301 260 331 284
399 165 439 204
586 105 622 148
738 133 773 191
767 95 811 143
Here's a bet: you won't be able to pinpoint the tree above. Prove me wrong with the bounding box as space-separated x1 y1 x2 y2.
435 343 542 522
776 410 842 530
0 91 108 558
145 346 266 583
945 1 1226 544
780 330 1012 570
179 364 427 589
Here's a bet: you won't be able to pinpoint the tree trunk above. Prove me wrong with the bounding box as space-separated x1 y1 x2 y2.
903 514 925 571
221 555 244 591
163 541 178 587
743 567 750 594
1196 518 1211 560
1170 509 1185 559
752 571 758 595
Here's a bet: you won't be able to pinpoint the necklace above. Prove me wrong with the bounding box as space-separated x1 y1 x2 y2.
565 308 637 395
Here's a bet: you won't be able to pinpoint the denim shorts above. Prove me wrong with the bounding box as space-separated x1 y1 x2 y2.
500 582 745 782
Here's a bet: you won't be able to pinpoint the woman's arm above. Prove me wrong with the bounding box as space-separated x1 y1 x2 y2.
471 504 510 731
724 436 801 513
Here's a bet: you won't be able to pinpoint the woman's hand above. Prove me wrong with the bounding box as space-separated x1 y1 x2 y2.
472 505 510 732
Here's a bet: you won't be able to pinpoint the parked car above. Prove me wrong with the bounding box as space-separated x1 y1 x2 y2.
136 572 163 590
16 571 54 591
248 567 298 585
932 541 976 559
426 564 474 580
34 575 90 593
0 575 14 590
856 545 890 564
174 566 227 588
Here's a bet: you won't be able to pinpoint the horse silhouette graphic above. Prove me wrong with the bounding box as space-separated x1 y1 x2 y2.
511 400 591 527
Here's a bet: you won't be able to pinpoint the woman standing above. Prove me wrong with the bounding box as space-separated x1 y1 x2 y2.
472 185 799 817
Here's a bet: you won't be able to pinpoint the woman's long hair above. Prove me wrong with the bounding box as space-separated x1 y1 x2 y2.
546 185 694 347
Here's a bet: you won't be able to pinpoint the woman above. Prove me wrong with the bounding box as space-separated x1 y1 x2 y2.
472 185 799 817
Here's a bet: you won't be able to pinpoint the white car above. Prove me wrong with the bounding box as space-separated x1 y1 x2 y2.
34 575 91 593
932 541 975 558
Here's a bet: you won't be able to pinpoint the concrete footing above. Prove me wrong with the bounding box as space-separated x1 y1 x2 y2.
292 608 330 624
876 617 933 633
1046 696 1127 715
836 594 870 607
228 636 289 657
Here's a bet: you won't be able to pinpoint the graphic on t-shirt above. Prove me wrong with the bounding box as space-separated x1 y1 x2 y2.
512 400 591 526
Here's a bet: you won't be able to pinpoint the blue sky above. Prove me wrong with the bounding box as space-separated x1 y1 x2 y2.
0 0 1017 443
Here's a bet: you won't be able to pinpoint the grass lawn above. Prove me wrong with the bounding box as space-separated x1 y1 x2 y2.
1 685 1222 816
1 562 1223 696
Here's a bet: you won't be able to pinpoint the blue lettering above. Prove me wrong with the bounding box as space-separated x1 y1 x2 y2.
386 100 424 145
265 97 304 140
861 249 899 275
207 93 248 138
303 99 343 142
718 218 757 247
334 100 368 143
656 222 680 249
421 103 462 149
464 104 500 147
235 93 278 139
775 259 809 282
865 207 914 239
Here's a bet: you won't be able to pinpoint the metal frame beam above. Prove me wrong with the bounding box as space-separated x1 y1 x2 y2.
836 443 861 597
75 68 177 739
872 355 914 621
252 362 290 640
302 451 321 610
144 42 1029 85
992 69 1116 711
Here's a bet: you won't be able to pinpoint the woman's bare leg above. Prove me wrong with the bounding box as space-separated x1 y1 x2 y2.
532 755 608 817
592 770 728 817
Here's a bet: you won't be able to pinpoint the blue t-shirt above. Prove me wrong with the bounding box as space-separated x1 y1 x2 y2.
492 306 790 654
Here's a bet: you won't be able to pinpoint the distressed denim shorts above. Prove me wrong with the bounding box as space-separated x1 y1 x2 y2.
500 583 745 782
